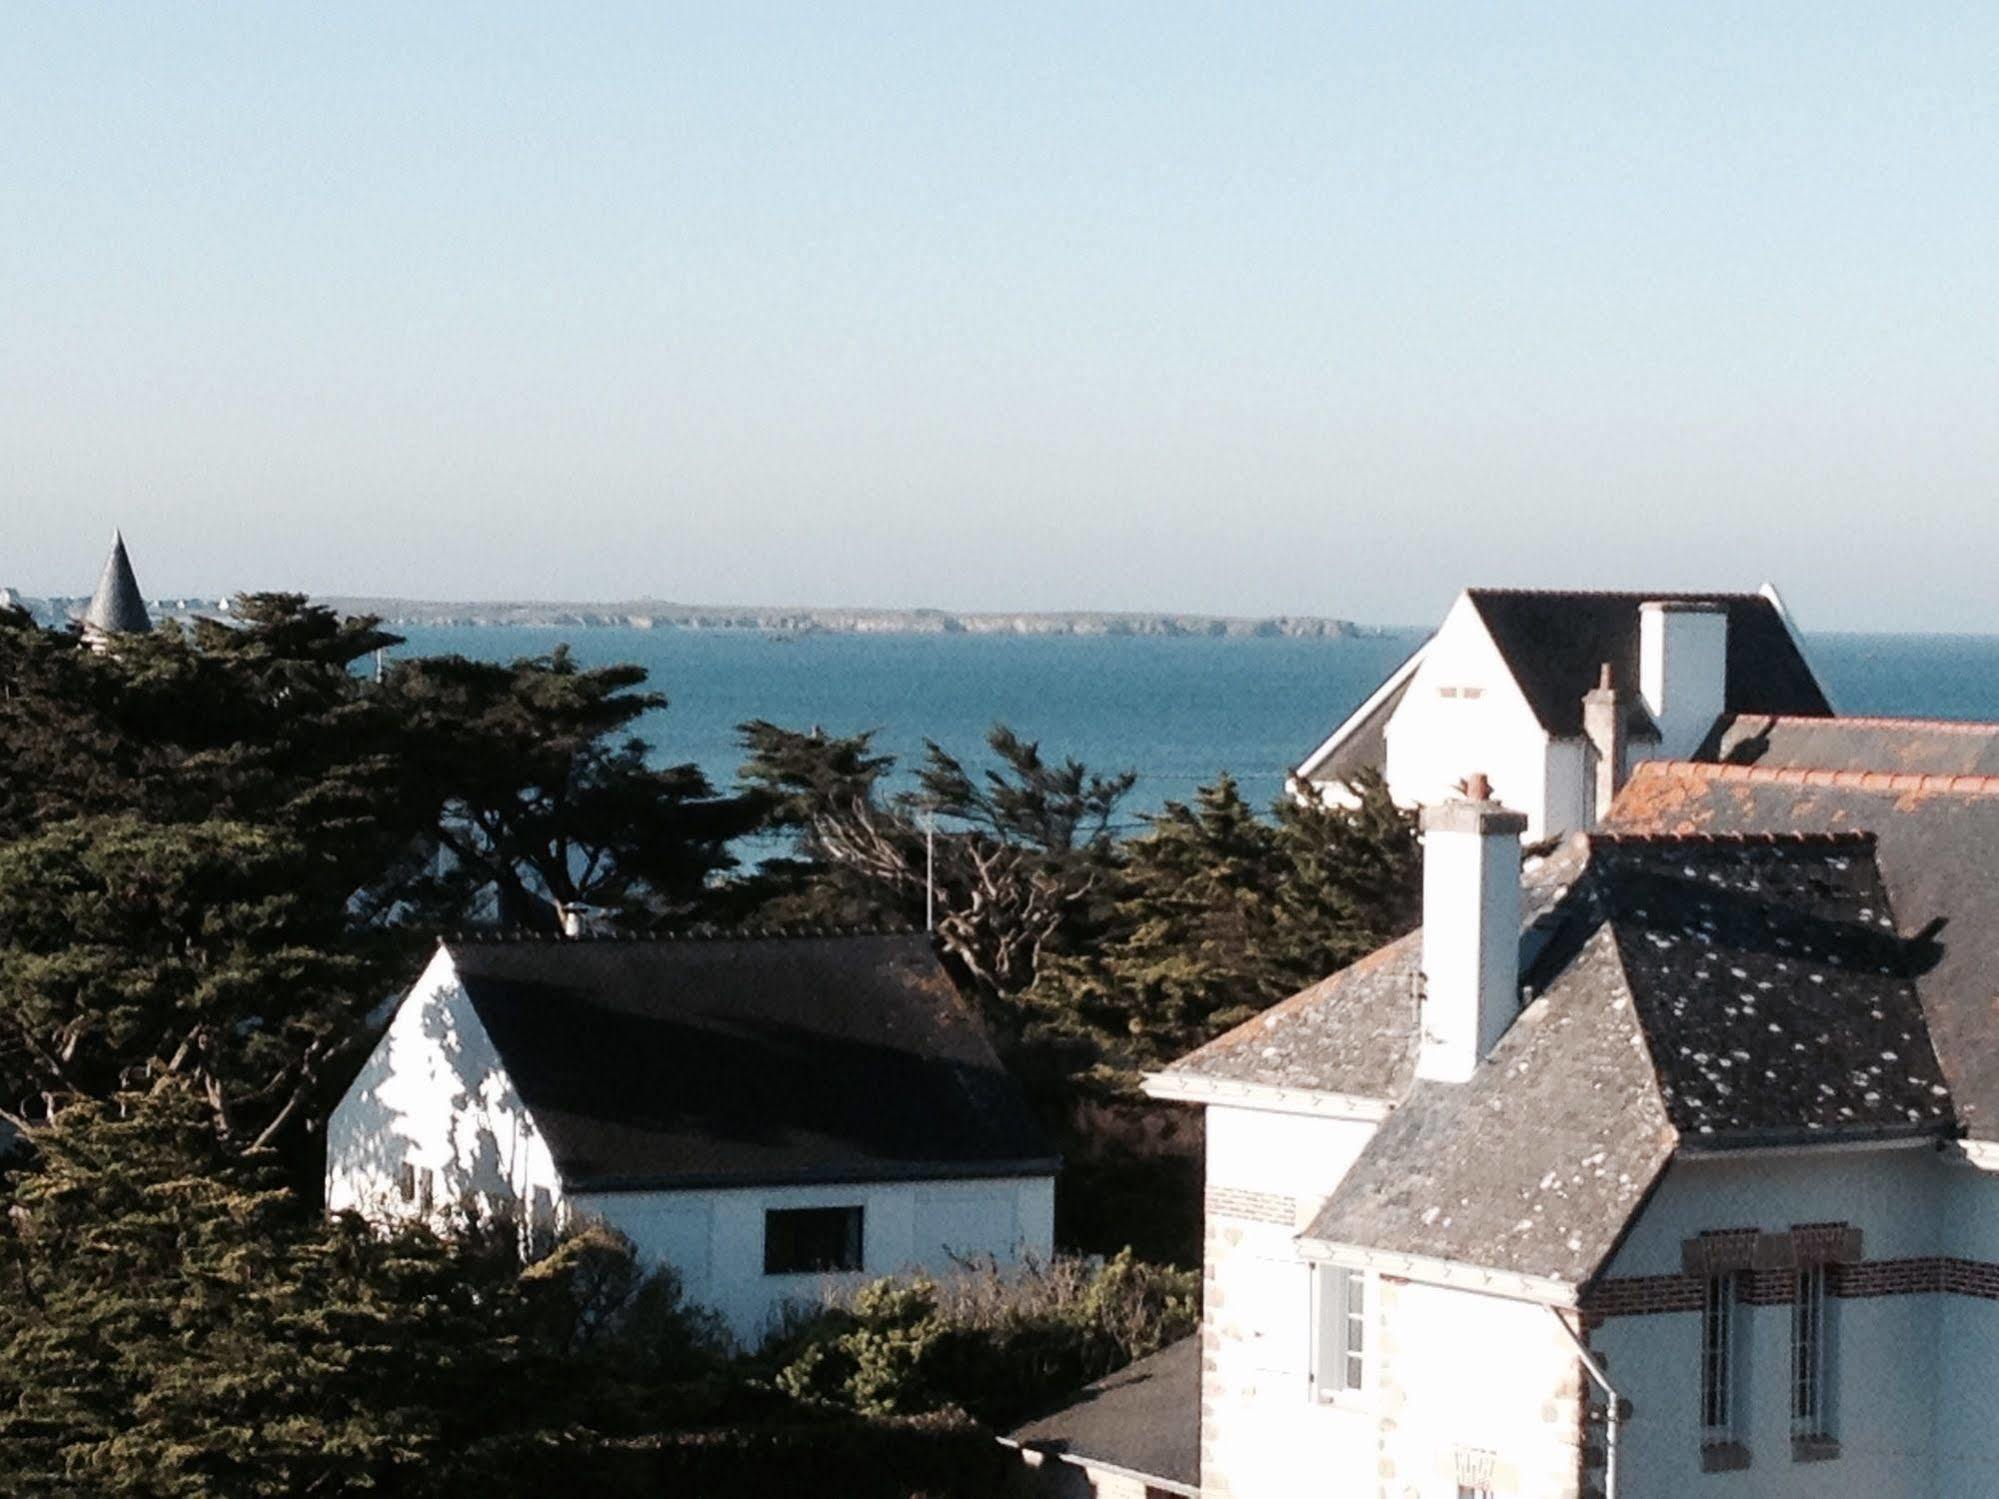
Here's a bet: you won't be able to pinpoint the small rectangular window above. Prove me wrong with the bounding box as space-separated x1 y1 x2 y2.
1701 1273 1738 1444
1314 1265 1368 1400
765 1206 864 1275
1437 685 1461 698
1793 1264 1833 1443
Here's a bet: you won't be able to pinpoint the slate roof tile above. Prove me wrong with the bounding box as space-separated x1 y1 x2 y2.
445 931 1057 1190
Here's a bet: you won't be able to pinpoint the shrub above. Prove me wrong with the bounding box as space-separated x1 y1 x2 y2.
763 1250 1197 1427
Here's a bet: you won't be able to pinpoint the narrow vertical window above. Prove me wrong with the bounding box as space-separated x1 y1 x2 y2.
398 1161 417 1203
1700 1272 1745 1464
1314 1265 1368 1400
1792 1264 1837 1457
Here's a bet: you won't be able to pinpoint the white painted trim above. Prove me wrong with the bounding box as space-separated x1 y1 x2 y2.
1758 578 1836 715
1296 1239 1578 1308
1141 1070 1393 1122
1293 637 1433 783
1673 1135 1938 1164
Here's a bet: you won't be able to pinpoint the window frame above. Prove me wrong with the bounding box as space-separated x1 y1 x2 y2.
763 1204 866 1277
1792 1263 1836 1450
1700 1271 1740 1447
1312 1264 1371 1405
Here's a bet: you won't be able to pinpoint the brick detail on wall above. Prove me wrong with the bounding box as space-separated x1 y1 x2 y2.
1587 1255 1999 1317
1203 1186 1297 1226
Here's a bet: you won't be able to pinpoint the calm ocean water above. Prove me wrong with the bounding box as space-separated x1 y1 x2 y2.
387 627 1999 821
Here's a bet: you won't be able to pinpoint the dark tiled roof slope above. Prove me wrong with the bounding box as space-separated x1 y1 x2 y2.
1711 713 1999 777
446 932 1057 1190
1612 758 1999 1140
1161 847 1584 1098
1008 1335 1200 1495
1306 835 1951 1282
1306 924 1675 1283
1466 590 1830 739
1582 835 1949 1144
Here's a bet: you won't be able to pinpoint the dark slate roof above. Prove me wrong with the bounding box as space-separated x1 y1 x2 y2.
1612 757 1999 1140
83 531 151 636
444 931 1057 1190
1465 590 1830 739
1161 847 1584 1099
1304 834 1952 1283
1711 713 1999 777
1007 1336 1200 1496
1295 641 1427 785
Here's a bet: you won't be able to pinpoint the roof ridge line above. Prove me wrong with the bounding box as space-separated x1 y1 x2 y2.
1589 829 1877 848
445 923 920 946
1638 761 1999 797
1466 586 1766 601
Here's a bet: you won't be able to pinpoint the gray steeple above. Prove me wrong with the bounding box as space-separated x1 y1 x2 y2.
83 530 152 640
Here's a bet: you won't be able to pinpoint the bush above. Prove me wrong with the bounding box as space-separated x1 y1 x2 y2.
762 1250 1198 1427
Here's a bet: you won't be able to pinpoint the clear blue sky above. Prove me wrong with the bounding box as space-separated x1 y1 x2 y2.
4 3 1995 630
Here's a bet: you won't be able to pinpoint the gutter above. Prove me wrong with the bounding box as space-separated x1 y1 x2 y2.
1549 1306 1623 1499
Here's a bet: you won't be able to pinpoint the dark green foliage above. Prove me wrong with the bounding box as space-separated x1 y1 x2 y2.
1027 769 1420 1068
0 1091 740 1498
389 648 759 929
0 816 374 1148
762 1251 1198 1428
736 721 1133 1000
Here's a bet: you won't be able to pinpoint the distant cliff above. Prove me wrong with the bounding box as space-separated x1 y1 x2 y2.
315 599 1370 639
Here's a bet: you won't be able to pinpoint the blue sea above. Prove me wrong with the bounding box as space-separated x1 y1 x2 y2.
385 627 1999 822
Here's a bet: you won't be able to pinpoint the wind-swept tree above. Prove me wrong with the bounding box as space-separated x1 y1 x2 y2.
737 722 1135 1000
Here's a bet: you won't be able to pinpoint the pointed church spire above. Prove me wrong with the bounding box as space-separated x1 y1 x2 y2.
83 529 152 644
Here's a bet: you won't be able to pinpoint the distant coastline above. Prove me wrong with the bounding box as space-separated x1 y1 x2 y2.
3 589 1375 639
319 598 1376 639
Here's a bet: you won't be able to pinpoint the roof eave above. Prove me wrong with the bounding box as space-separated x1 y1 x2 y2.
560 1155 1064 1195
1142 1070 1395 1121
1295 1238 1580 1307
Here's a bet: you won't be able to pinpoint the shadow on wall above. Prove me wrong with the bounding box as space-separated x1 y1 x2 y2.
328 977 536 1232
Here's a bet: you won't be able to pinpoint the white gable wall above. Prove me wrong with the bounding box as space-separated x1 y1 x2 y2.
326 947 562 1229
1197 1098 1385 1499
569 1173 1055 1346
1381 594 1558 839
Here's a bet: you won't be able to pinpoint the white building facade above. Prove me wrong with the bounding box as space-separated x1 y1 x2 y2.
1153 725 1999 1499
1291 587 1829 840
327 933 1058 1344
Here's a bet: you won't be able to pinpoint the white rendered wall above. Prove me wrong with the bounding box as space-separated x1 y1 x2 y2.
1934 1157 1999 1494
1595 1149 1944 1499
1381 594 1557 838
1543 736 1592 837
326 947 563 1228
569 1173 1056 1347
1199 1101 1385 1499
1638 603 1729 760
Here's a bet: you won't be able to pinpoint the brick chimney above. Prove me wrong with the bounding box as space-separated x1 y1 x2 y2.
1583 662 1627 825
1417 774 1527 1084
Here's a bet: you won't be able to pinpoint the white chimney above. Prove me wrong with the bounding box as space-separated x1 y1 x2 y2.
1582 662 1628 826
1417 773 1526 1084
1638 600 1729 758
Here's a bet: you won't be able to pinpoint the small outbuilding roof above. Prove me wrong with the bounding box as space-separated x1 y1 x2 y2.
444 930 1058 1191
82 530 151 637
1006 1335 1201 1497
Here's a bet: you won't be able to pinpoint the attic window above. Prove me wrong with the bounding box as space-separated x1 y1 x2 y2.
765 1206 864 1275
1435 685 1484 700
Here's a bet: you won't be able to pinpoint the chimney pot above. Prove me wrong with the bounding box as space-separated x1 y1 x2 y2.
1466 772 1492 802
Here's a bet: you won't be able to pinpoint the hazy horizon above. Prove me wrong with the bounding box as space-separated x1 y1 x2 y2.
7 4 1997 633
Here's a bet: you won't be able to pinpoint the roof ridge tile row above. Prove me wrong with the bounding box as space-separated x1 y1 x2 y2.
1640 761 1999 797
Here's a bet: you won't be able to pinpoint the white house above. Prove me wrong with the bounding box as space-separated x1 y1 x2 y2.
1291 587 1831 840
326 929 1058 1343
1149 715 1999 1499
